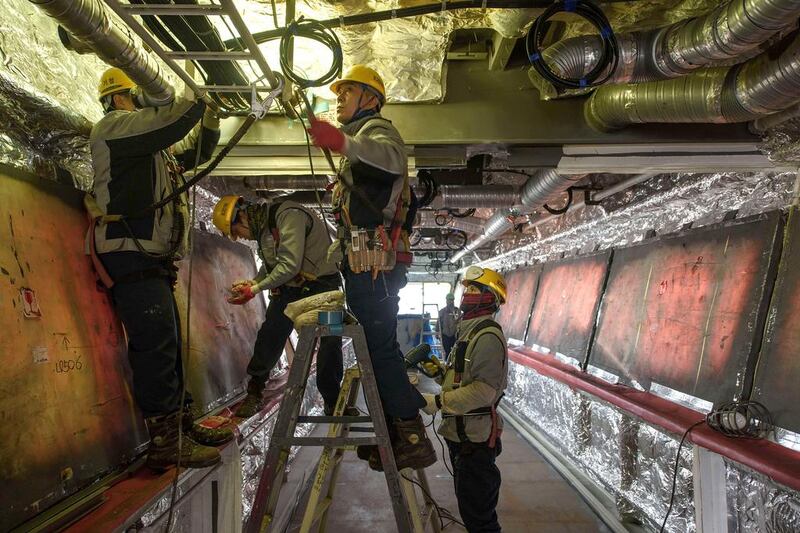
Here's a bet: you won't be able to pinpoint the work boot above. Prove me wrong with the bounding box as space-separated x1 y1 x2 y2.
182 407 235 446
235 380 265 418
145 412 221 471
391 415 437 471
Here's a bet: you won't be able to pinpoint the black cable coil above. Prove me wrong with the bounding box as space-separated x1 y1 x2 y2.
525 0 619 90
279 17 343 89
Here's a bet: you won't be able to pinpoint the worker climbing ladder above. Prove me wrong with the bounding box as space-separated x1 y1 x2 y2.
245 320 440 533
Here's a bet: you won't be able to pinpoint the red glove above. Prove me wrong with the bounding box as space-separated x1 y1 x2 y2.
308 119 346 153
227 284 258 305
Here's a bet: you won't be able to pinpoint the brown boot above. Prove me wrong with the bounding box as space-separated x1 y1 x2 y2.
235 380 265 418
182 407 235 446
392 415 437 470
145 412 221 471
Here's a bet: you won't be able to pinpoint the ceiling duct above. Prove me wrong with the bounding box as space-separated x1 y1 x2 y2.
585 30 800 130
531 0 800 99
29 0 173 105
415 211 486 235
450 168 585 263
245 175 331 191
428 185 519 209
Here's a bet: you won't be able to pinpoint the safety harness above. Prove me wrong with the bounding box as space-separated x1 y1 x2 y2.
331 117 413 277
257 202 318 294
443 318 507 448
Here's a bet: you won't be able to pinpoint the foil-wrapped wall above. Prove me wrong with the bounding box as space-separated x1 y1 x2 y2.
481 172 795 271
726 460 800 532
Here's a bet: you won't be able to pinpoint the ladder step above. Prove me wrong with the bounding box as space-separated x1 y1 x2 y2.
276 436 379 447
163 51 254 61
296 415 371 423
120 5 226 16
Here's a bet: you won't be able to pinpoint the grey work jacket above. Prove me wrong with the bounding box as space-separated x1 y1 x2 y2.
439 315 508 443
88 97 219 258
334 114 410 252
254 201 339 291
438 304 462 337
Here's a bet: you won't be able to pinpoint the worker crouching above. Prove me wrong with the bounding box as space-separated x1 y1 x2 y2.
307 65 436 471
422 266 508 533
212 196 344 418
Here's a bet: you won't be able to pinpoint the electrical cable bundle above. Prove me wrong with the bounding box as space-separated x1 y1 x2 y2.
416 170 438 208
525 0 619 90
279 17 343 89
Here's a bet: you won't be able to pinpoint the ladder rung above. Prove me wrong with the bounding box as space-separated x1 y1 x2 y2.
297 415 371 423
120 5 226 16
163 51 254 61
277 436 379 447
347 426 376 433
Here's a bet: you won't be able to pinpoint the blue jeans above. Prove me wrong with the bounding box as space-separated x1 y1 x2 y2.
345 265 425 419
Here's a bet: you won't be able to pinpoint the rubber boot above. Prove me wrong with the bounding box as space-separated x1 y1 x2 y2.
182 407 235 446
235 380 265 418
145 412 221 471
391 415 437 471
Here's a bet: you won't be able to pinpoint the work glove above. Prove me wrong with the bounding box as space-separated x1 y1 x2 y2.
231 279 255 291
308 119 347 153
421 393 439 416
227 282 261 305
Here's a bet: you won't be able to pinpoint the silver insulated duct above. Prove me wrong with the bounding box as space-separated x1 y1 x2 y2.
415 211 486 235
428 185 519 209
531 0 800 99
30 0 174 105
585 30 800 130
450 169 585 263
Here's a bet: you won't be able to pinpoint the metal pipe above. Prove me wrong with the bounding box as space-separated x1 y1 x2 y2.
415 211 486 234
586 31 800 130
30 0 174 105
450 209 517 263
531 0 800 99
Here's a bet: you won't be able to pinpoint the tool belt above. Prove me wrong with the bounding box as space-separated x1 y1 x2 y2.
343 227 412 274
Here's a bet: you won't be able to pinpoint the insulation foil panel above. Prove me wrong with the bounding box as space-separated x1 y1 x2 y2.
0 166 147 531
752 208 800 433
525 251 611 363
591 212 782 405
495 265 541 344
175 231 265 414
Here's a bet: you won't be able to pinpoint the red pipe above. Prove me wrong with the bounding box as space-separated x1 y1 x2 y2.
508 347 800 492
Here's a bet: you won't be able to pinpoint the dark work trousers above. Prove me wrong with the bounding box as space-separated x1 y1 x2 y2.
441 334 456 362
102 252 185 418
447 439 503 533
248 277 343 410
344 265 425 419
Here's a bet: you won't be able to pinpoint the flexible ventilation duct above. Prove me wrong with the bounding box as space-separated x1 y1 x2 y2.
30 0 174 105
415 211 486 235
449 169 586 263
585 30 800 130
428 185 519 209
531 0 800 99
245 176 331 191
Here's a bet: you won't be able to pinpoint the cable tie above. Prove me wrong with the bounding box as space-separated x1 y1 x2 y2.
579 78 588 88
528 53 541 62
564 0 577 12
600 26 612 39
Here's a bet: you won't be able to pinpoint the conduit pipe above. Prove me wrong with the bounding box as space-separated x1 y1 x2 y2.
30 0 174 105
531 0 800 99
585 30 800 130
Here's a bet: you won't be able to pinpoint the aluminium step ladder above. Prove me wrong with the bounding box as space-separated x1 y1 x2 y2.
245 321 440 533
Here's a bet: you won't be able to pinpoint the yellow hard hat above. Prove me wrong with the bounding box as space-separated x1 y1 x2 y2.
98 67 135 100
462 266 507 304
212 195 244 237
330 65 386 102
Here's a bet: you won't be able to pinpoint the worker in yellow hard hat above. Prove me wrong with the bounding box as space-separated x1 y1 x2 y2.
87 66 227 471
211 195 345 418
306 64 433 472
419 266 508 533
